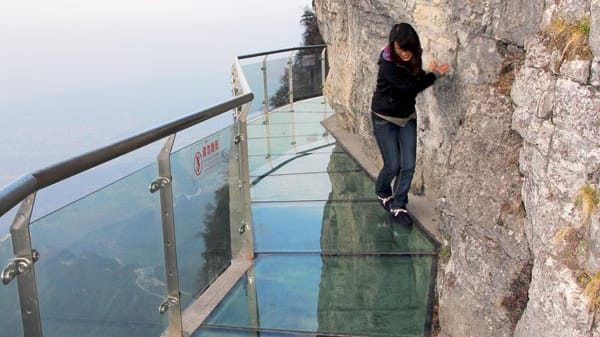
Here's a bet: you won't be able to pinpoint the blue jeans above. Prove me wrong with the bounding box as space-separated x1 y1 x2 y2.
372 114 417 209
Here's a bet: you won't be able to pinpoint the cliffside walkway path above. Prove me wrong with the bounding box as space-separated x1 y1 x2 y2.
189 97 440 337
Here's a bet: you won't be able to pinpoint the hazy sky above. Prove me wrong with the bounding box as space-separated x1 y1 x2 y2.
1 1 312 102
0 0 312 181
0 0 313 229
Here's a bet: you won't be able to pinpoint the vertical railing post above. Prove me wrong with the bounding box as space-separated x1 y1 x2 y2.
150 134 183 337
261 55 273 166
320 47 329 136
321 47 327 107
2 193 43 337
261 55 269 124
321 48 329 137
288 51 297 151
232 103 254 260
230 61 254 260
287 51 295 112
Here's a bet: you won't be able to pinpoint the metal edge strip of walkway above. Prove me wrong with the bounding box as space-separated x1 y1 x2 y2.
181 259 253 337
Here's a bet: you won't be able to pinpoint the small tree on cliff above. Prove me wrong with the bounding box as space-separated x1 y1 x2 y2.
270 7 325 108
300 7 324 47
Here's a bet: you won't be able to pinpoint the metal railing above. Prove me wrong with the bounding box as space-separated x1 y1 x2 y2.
237 44 328 174
0 94 252 337
0 44 327 337
238 44 326 122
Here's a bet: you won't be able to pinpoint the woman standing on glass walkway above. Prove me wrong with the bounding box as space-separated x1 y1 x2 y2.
371 23 450 224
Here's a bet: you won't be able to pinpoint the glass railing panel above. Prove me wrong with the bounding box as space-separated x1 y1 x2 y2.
201 254 434 337
252 201 435 254
241 57 289 115
170 126 232 309
291 51 324 101
27 162 167 337
0 237 24 337
245 96 335 172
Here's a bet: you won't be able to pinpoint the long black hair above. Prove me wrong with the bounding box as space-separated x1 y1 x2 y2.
389 23 423 75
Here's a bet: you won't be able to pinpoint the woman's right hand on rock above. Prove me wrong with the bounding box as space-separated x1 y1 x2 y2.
429 60 451 76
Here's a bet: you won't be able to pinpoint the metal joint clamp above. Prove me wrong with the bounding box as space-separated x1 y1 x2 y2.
158 296 178 314
149 177 171 193
1 250 40 285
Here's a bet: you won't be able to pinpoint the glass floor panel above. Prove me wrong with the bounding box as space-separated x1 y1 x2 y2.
250 149 362 179
247 121 328 138
249 111 335 125
197 255 434 337
247 98 334 122
192 328 310 337
248 146 344 157
248 143 343 173
251 170 374 202
246 135 336 163
252 201 436 254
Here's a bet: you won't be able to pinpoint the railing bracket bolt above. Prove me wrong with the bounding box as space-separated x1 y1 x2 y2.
149 177 171 193
2 255 38 286
158 296 178 314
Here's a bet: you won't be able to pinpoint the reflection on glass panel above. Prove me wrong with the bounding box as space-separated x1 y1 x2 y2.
241 57 289 115
0 237 24 337
318 255 433 337
292 52 324 101
252 201 435 254
28 162 167 337
203 255 433 337
171 127 232 309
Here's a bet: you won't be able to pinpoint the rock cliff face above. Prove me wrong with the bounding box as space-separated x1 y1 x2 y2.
314 0 600 336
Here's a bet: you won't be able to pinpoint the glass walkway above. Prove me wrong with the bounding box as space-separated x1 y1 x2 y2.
0 46 438 337
191 97 438 337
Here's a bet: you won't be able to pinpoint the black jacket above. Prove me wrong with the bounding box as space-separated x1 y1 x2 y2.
370 52 437 118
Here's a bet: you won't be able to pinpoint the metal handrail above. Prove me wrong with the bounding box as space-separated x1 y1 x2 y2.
0 93 253 218
237 44 326 59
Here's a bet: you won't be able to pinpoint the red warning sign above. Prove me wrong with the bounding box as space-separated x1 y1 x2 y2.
194 151 203 176
194 139 221 177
